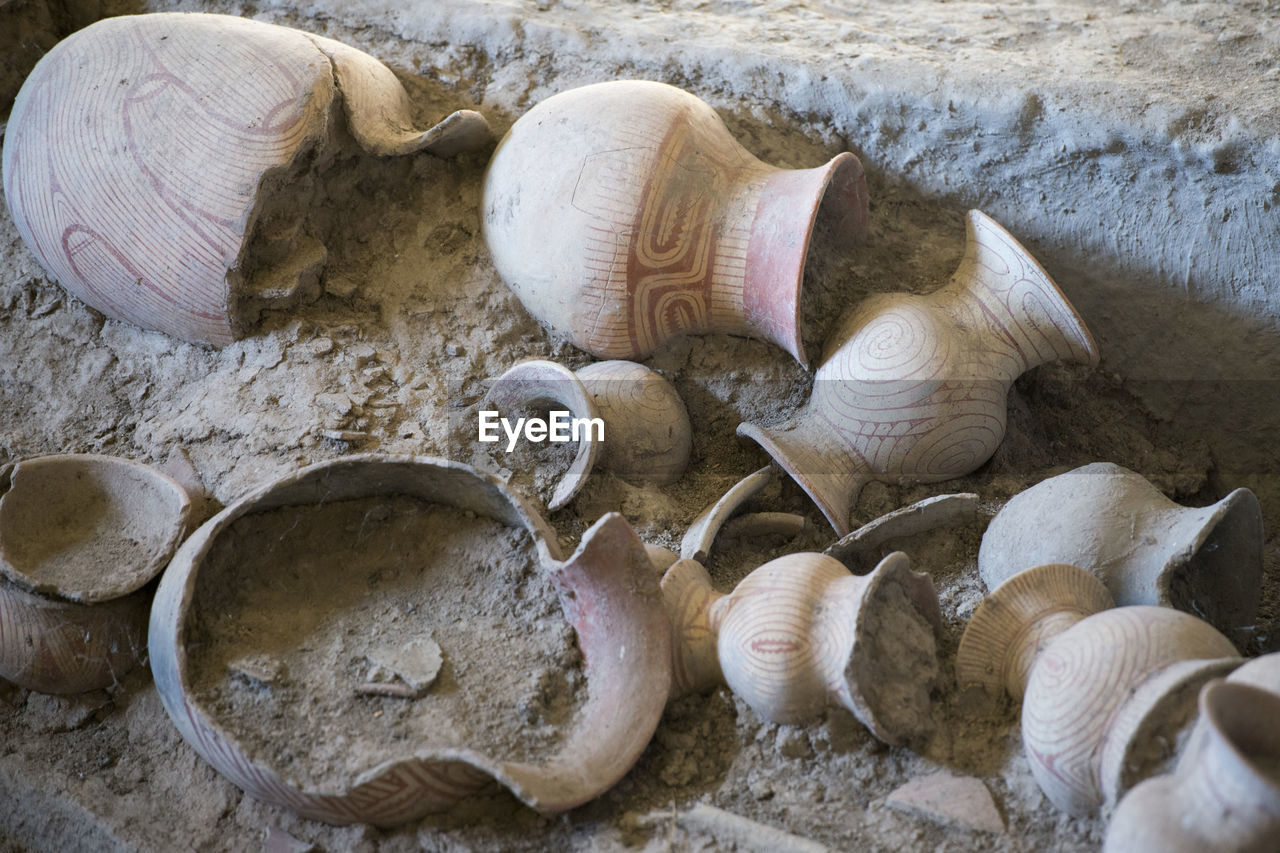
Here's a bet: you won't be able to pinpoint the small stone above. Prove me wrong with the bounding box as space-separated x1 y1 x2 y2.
366 637 443 695
885 772 1006 834
319 429 367 444
445 343 465 357
777 728 814 760
315 392 354 415
349 343 377 367
307 337 334 356
324 275 359 298
262 825 316 853
24 691 110 734
228 655 284 688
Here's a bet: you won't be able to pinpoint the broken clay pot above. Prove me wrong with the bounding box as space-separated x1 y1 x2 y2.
148 454 670 826
0 454 194 693
2 12 491 346
485 358 692 509
957 564 1241 814
661 549 942 746
977 461 1263 643
1105 681 1280 853
482 79 869 364
738 210 1099 536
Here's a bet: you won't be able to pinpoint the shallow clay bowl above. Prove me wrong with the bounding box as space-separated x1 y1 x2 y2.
0 454 194 693
148 454 670 827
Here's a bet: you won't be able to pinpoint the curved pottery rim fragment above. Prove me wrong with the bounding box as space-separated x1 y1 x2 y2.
0 452 193 693
148 454 670 827
0 453 194 602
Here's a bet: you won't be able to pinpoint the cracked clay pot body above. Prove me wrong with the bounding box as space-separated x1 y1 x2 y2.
738 210 1100 536
2 12 490 346
149 455 670 826
481 80 869 364
1105 681 1280 853
661 550 942 746
957 565 1240 816
0 454 193 693
485 358 692 509
978 462 1263 641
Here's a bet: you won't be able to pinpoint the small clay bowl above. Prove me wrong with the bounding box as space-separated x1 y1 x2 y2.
0 453 194 693
148 454 670 827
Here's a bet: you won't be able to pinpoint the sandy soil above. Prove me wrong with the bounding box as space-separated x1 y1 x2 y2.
2 1 1278 851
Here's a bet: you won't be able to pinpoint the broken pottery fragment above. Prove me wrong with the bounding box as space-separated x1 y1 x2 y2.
149 454 669 826
885 772 1006 834
2 12 491 346
485 358 691 509
738 210 1099 536
958 564 1241 815
666 802 831 853
1105 681 1280 853
0 454 193 694
482 79 869 364
661 550 942 745
825 492 982 570
978 462 1263 642
680 466 775 563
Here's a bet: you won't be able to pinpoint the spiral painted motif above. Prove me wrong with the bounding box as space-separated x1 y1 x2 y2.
1021 606 1237 815
739 209 1099 535
578 360 691 484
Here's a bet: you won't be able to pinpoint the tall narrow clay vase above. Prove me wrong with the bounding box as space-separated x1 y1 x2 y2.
661 550 942 746
482 80 869 364
1104 681 1280 853
3 13 491 346
738 209 1099 535
978 462 1263 642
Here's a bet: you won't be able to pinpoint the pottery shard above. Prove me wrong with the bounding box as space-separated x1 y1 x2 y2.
366 637 443 694
886 773 1006 834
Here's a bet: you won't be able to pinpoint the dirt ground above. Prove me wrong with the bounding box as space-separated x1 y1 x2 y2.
2 1 1278 851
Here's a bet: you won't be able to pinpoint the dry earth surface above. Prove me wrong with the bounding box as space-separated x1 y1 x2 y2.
1 0 1278 851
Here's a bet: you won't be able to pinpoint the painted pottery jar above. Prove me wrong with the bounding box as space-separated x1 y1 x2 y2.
661 550 942 746
3 12 491 346
978 462 1263 641
148 454 670 826
956 564 1241 814
1104 681 1280 853
482 80 869 364
738 209 1099 536
485 358 692 509
0 454 193 693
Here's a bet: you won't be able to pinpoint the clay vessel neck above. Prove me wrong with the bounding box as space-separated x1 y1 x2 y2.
738 210 1098 534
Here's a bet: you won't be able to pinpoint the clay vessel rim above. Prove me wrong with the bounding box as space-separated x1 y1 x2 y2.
485 359 602 510
955 562 1113 698
843 550 942 744
1154 486 1262 593
1100 655 1243 806
775 150 869 367
734 422 853 535
0 453 193 602
966 210 1100 367
1199 680 1280 791
148 455 672 820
